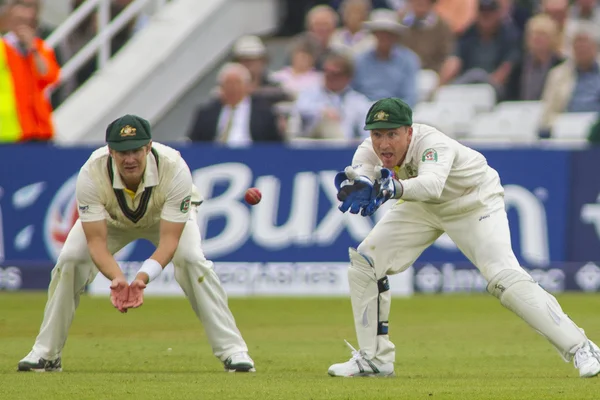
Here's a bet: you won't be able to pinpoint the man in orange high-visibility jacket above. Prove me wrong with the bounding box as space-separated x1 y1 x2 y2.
0 1 60 142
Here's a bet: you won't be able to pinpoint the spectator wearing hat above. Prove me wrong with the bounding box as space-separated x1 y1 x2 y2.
187 63 283 146
438 0 521 99
329 0 376 55
295 49 372 140
232 36 278 90
231 35 291 104
352 8 420 106
398 0 455 73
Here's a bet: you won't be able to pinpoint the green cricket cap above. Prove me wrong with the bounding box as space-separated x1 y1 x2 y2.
364 97 413 130
105 114 152 151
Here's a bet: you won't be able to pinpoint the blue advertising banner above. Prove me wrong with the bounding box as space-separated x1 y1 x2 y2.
412 261 600 294
0 261 53 291
0 144 570 266
567 148 600 261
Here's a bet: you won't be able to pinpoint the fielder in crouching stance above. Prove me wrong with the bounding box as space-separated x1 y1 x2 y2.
18 115 255 373
328 98 600 378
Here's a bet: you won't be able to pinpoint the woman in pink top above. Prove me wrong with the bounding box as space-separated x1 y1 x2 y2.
271 40 323 96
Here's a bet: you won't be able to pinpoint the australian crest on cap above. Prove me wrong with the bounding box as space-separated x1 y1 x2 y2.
120 125 136 137
374 111 389 122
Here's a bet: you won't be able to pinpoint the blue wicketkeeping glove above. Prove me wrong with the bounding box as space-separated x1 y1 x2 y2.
362 167 397 216
334 166 376 214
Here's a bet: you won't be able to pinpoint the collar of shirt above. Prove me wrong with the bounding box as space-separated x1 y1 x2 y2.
340 29 369 45
570 5 600 20
576 62 600 75
324 85 352 101
402 12 438 28
222 96 251 114
3 32 28 55
399 126 417 169
365 45 406 62
111 150 159 191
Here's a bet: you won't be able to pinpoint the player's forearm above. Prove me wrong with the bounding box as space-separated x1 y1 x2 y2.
398 175 445 202
134 237 179 283
439 57 461 86
88 243 124 281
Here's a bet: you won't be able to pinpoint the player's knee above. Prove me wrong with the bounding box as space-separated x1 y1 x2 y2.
356 241 374 260
173 250 210 271
486 268 535 299
349 247 374 271
56 246 89 268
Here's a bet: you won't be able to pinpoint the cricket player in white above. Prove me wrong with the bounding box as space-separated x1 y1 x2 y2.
328 98 600 378
18 115 255 373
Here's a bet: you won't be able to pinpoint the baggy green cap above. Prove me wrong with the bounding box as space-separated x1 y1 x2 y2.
364 98 413 130
105 114 152 151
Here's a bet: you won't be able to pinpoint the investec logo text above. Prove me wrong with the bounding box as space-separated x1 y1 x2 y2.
192 164 550 265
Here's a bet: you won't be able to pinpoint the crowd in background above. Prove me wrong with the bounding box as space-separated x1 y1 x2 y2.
2 0 600 145
187 0 600 146
0 0 151 143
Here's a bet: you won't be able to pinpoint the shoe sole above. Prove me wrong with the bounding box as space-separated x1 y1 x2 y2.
17 366 62 372
226 367 256 373
580 368 600 378
328 370 395 378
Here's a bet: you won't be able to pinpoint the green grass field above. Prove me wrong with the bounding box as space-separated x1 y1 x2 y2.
1 292 600 399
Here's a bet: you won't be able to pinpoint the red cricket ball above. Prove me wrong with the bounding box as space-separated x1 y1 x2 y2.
244 187 262 205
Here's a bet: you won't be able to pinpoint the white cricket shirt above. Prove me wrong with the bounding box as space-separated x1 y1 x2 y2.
75 142 202 230
352 123 504 207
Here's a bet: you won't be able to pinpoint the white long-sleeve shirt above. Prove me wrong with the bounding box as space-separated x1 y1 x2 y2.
351 123 504 212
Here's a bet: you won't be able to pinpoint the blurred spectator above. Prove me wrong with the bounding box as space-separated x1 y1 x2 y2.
278 0 324 36
498 0 532 36
187 63 283 146
439 0 521 99
291 5 339 71
329 0 376 55
434 0 478 35
271 39 323 96
329 0 406 9
231 35 291 104
353 9 420 106
0 1 8 34
568 0 600 24
295 49 372 139
540 23 600 133
0 0 60 143
564 0 600 55
232 35 277 90
505 14 564 100
541 0 569 56
398 0 455 73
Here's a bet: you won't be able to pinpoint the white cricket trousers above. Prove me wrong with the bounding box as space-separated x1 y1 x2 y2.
31 208 248 361
355 185 528 364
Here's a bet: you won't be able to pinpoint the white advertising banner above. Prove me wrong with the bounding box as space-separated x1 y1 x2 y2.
87 262 414 298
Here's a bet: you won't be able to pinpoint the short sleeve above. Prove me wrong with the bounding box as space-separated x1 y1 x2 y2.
160 160 194 223
75 166 106 222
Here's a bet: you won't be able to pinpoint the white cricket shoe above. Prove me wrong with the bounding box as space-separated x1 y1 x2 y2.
328 340 394 377
224 352 256 372
574 341 600 378
17 350 62 372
